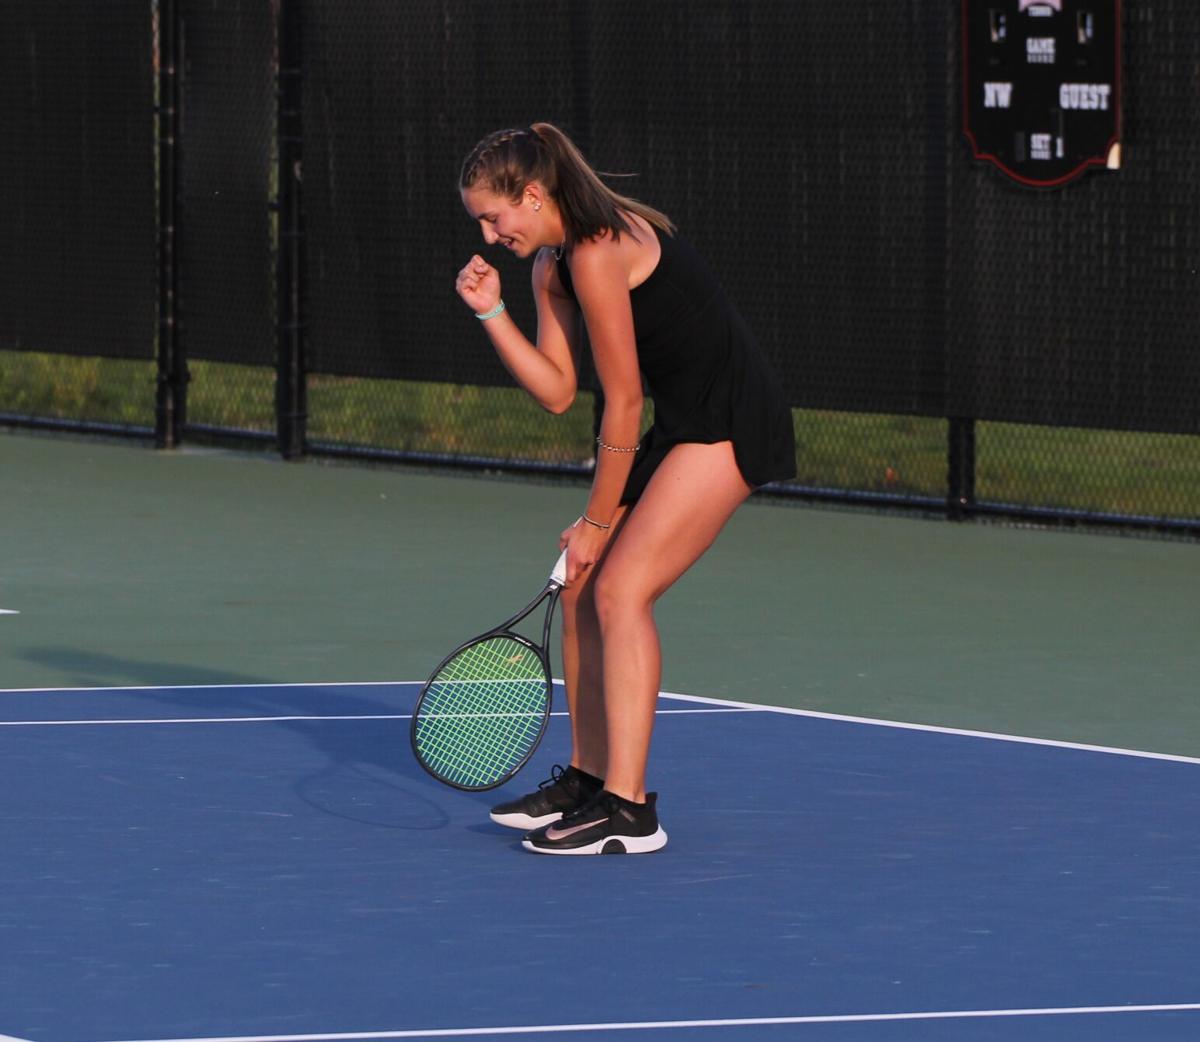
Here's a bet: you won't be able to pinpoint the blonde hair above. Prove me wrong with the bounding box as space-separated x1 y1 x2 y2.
459 123 675 245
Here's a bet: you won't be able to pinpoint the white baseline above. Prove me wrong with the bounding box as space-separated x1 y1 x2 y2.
86 1001 1200 1042
0 679 1194 768
0 708 748 728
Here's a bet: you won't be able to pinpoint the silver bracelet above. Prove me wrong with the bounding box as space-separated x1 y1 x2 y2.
581 513 611 530
596 436 639 454
475 300 506 321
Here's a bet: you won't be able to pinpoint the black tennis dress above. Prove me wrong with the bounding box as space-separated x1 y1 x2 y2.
556 225 796 503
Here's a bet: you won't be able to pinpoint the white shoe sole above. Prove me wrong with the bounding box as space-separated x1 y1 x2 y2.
522 826 668 855
489 809 563 830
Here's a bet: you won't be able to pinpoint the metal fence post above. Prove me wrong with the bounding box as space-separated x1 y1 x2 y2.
155 0 187 448
276 0 307 460
947 416 977 520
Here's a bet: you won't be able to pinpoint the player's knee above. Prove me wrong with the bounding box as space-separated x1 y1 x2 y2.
592 574 618 632
592 568 646 632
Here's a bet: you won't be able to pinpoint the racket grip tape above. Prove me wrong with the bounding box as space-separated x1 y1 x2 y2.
550 549 568 587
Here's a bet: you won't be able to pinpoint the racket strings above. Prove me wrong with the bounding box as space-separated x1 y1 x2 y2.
418 667 544 783
414 635 549 788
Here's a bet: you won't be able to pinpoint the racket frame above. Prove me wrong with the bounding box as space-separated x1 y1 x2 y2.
410 557 566 791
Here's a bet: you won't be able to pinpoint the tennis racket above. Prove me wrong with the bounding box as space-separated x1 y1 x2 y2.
411 549 568 791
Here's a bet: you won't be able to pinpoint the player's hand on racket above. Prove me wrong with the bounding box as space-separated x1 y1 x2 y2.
456 255 501 315
559 516 609 584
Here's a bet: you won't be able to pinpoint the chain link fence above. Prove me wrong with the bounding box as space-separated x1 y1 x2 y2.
0 1 1196 536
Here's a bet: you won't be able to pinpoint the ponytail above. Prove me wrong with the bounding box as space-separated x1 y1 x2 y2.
459 123 675 246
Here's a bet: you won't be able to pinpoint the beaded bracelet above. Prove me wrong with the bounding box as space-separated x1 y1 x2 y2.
596 436 639 453
581 513 611 530
475 300 506 321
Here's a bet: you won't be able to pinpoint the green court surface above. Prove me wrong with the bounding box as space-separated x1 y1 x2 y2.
2 429 1197 757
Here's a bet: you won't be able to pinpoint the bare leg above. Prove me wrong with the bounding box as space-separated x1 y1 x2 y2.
591 441 752 802
558 506 629 780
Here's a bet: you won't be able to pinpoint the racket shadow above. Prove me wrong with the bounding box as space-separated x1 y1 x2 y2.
16 646 450 831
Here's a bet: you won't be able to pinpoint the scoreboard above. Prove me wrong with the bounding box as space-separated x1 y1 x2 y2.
963 0 1121 187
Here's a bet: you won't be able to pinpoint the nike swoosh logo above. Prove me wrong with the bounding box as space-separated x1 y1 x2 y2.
545 817 607 841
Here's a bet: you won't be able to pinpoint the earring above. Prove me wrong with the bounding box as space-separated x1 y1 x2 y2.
530 198 542 211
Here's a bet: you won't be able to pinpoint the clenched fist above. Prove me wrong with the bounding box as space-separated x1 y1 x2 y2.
456 255 502 315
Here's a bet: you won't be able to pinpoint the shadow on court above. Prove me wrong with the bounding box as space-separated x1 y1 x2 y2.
15 646 457 831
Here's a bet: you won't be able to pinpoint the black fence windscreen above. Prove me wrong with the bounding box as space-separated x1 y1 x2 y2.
582 2 950 420
0 0 155 360
303 1 580 384
302 1 947 416
1 1 1197 533
178 0 275 366
947 3 1200 435
302 0 1199 440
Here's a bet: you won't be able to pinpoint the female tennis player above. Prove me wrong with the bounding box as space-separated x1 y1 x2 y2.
455 123 795 854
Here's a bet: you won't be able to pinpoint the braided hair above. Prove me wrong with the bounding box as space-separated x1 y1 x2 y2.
459 123 674 246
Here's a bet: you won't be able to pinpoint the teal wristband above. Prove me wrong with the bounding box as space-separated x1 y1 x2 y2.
475 300 506 321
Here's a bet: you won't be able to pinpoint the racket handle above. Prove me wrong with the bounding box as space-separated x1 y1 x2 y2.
550 549 568 587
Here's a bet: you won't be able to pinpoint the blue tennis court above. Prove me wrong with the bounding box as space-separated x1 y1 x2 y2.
2 681 1198 1042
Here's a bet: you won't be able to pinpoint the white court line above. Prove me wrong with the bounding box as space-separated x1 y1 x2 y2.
0 1034 33 1042
84 1002 1200 1042
0 608 19 615
0 679 1195 767
0 681 421 695
0 708 750 728
0 714 410 727
659 690 1200 767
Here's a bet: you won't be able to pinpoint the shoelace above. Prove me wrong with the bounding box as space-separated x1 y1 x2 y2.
536 764 569 793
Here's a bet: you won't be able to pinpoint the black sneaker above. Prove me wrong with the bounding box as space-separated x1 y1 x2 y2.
522 791 668 855
488 765 603 830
